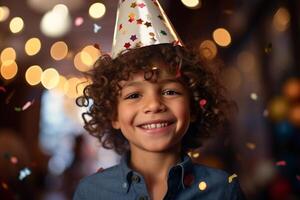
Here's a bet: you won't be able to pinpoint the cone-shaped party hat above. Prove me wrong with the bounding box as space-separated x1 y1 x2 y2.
111 0 183 58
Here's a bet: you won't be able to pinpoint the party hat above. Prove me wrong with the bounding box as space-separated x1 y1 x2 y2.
111 0 183 58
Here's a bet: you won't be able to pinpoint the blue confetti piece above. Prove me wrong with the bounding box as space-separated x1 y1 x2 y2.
93 23 102 33
19 167 31 181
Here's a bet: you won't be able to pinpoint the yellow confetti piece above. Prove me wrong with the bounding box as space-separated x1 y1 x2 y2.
228 174 238 183
246 142 256 150
198 181 207 191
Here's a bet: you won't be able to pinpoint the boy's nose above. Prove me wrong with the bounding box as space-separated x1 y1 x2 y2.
143 95 167 114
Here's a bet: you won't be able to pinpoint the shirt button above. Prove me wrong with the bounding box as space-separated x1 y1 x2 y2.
138 196 148 200
131 174 141 183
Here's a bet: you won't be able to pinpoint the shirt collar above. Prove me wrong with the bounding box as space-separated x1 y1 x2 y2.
119 152 193 193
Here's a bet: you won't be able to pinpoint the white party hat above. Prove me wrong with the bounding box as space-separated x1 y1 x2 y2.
111 0 183 58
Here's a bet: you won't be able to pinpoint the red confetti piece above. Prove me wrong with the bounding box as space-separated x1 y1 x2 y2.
275 160 287 166
138 3 146 8
0 86 6 93
119 24 123 30
183 174 195 187
94 43 100 50
136 18 144 24
75 17 84 26
199 99 207 108
22 99 34 111
10 156 18 164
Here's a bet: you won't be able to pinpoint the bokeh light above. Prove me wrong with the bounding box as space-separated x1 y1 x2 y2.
89 3 106 19
0 6 10 22
181 0 202 9
41 68 60 89
273 7 290 32
0 61 18 80
237 51 256 73
199 40 217 60
81 45 101 66
268 97 289 121
9 17 24 33
50 41 69 61
213 28 231 47
55 75 68 93
40 4 71 38
25 65 43 86
282 78 300 101
288 104 300 127
25 38 41 56
64 77 81 98
1 47 16 63
221 67 242 91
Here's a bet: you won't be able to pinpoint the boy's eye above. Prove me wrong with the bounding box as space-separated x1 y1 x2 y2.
162 90 180 96
124 93 140 99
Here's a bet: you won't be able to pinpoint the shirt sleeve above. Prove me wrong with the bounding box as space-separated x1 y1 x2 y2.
73 182 87 200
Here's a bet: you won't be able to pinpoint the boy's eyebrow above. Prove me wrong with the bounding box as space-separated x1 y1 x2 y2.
122 78 182 88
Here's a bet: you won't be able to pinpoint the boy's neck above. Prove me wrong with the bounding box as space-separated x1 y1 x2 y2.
129 146 182 182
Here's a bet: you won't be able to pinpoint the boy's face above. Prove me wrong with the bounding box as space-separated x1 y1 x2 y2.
112 62 191 153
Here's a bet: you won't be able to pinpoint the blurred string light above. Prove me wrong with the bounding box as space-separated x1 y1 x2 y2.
64 77 88 98
1 47 16 63
289 104 300 126
213 28 231 47
0 61 18 80
74 45 101 72
40 4 71 38
55 75 68 93
50 41 69 61
0 6 10 22
282 78 300 101
41 68 60 89
25 65 43 86
9 17 24 33
25 37 41 56
199 40 217 60
273 7 290 32
181 0 202 9
89 2 106 19
268 97 289 121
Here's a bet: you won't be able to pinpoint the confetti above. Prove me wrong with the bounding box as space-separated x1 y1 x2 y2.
250 93 258 101
0 86 6 93
1 182 8 190
138 3 146 8
93 23 102 33
14 107 22 112
265 43 272 54
124 42 131 49
22 99 35 111
160 30 167 35
10 156 18 164
246 142 256 150
75 17 84 26
199 99 207 108
198 181 207 191
136 18 144 24
19 167 31 180
275 160 287 166
228 174 238 183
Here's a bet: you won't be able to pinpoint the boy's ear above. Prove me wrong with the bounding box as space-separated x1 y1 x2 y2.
111 120 120 129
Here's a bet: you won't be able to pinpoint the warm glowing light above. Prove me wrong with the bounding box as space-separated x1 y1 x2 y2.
50 41 68 61
89 3 106 19
289 104 300 126
65 77 81 98
213 28 231 47
25 38 41 56
25 65 43 85
0 6 10 22
268 97 289 121
1 61 18 80
199 40 217 60
41 68 60 89
273 7 290 32
81 45 101 66
282 78 300 100
40 4 71 38
55 75 68 93
181 0 201 9
9 17 24 33
74 52 90 72
1 47 16 63
221 67 242 91
198 181 207 191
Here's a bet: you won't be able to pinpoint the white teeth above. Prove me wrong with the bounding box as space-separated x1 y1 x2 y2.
141 123 169 129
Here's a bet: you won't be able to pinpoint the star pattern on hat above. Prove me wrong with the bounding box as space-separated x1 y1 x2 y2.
119 24 123 30
158 15 164 21
135 41 143 48
160 30 167 35
130 34 138 41
130 2 137 8
138 3 146 8
136 18 144 24
128 13 136 23
144 21 152 28
124 42 131 49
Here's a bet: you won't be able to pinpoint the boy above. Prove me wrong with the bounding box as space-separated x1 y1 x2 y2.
74 0 245 199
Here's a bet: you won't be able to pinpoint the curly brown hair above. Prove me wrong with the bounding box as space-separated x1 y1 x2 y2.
76 43 235 155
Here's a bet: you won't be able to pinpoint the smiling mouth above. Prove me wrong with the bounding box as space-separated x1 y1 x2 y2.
138 121 174 130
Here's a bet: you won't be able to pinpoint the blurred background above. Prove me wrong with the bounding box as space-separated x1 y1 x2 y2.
0 0 299 199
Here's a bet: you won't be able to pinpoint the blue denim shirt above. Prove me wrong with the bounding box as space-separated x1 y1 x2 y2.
73 153 245 200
